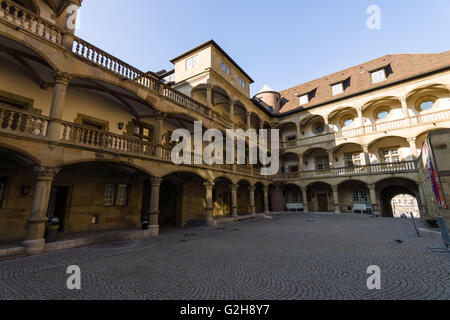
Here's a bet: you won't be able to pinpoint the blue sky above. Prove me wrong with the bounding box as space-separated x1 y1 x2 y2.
76 0 450 96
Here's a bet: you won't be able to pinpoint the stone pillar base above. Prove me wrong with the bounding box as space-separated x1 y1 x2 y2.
146 225 159 237
23 239 46 255
206 218 215 227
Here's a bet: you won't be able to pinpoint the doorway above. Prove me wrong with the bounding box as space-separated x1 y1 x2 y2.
47 186 71 232
317 194 328 212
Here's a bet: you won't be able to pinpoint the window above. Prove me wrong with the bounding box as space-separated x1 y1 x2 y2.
332 83 344 96
132 121 154 142
377 110 389 120
316 157 330 171
315 124 325 134
104 184 129 206
238 77 246 88
371 69 386 83
222 62 230 75
116 185 128 206
353 191 368 203
381 149 400 163
345 153 361 168
269 107 274 113
186 55 198 70
343 117 354 127
287 190 301 203
299 94 309 106
420 100 434 111
104 184 115 206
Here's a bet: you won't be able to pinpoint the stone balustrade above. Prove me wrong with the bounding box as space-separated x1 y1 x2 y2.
276 161 417 180
0 105 48 137
0 0 64 46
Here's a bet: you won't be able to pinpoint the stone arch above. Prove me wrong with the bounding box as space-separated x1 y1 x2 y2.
375 177 420 218
306 181 333 212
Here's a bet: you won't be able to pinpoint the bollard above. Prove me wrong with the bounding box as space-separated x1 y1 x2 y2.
45 217 60 243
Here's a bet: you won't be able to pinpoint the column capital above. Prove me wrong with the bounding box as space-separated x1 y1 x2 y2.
249 185 256 192
263 186 270 192
155 111 166 121
368 184 376 190
399 95 407 103
407 137 417 143
204 181 214 189
33 166 60 180
230 184 238 191
332 185 339 192
362 144 369 152
151 177 163 187
54 71 72 86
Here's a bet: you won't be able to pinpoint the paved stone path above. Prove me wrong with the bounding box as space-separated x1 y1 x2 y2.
0 213 448 300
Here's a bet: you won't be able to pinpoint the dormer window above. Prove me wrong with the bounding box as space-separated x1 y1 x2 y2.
371 69 386 83
299 94 309 106
332 83 344 96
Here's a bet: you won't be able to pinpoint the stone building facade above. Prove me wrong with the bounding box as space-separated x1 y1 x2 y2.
0 0 449 255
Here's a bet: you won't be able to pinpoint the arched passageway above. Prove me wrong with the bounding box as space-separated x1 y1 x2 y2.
376 178 421 218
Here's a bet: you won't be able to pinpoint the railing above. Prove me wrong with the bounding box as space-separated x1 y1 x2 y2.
276 161 417 180
0 105 48 137
0 0 64 46
72 37 159 92
162 85 210 116
59 121 154 156
212 110 233 128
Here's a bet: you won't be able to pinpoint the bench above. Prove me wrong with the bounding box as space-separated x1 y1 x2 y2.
286 203 304 212
353 204 368 213
429 217 450 252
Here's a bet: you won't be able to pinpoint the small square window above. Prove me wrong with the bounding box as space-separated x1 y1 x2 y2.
299 94 309 105
332 83 344 96
371 69 386 83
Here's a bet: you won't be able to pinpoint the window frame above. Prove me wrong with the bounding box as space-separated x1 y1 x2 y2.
299 94 309 106
371 69 386 83
104 183 130 207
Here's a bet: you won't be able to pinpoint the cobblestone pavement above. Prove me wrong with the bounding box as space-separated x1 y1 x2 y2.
0 213 449 300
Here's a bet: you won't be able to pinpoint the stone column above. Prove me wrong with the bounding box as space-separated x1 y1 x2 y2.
400 96 412 127
230 184 238 217
408 137 419 160
154 113 165 158
23 166 60 255
47 72 71 141
229 101 235 121
149 177 162 227
298 154 304 172
324 117 330 134
296 122 302 140
205 181 215 226
206 85 213 117
246 112 251 130
362 144 372 173
263 186 270 214
62 0 82 50
332 185 341 214
369 184 380 216
328 150 334 169
357 108 366 134
249 185 256 215
301 187 309 213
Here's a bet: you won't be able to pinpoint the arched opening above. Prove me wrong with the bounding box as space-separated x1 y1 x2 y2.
11 0 39 14
391 194 420 218
160 172 205 228
52 161 151 235
280 152 300 176
213 177 232 218
337 180 370 214
0 146 38 243
283 183 302 211
254 182 265 213
307 182 333 212
376 178 421 218
237 180 250 215
304 148 329 171
233 101 247 129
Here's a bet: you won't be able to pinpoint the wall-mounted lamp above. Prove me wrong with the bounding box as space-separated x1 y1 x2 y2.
118 123 124 130
21 185 31 196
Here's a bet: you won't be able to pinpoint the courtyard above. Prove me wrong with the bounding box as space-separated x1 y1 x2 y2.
0 213 448 300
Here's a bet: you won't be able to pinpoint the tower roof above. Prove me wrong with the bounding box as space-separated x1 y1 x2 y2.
257 84 278 94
